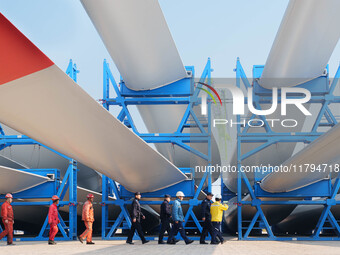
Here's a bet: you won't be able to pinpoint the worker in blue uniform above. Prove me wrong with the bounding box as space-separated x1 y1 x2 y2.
167 191 194 245
158 194 176 244
200 192 218 244
126 192 149 245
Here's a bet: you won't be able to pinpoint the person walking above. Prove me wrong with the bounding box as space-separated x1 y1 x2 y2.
78 193 95 245
0 193 15 245
126 192 149 245
48 195 60 245
200 192 218 244
158 194 174 244
167 191 193 245
211 194 228 244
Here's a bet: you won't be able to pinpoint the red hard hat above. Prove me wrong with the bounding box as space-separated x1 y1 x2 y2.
52 195 59 201
5 193 13 198
87 193 94 199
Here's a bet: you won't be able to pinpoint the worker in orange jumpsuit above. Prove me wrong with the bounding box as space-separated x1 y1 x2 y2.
0 193 15 245
78 193 95 245
48 195 60 245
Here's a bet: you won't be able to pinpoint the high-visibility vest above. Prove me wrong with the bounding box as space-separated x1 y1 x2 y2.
210 201 228 222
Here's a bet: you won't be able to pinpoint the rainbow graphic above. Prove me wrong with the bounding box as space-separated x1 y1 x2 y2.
197 82 223 106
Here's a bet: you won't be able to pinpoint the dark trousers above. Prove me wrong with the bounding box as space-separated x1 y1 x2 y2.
127 221 146 243
212 222 224 242
167 221 190 244
200 219 216 243
158 218 172 242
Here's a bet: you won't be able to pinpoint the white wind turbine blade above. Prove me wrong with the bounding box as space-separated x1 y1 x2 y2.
0 165 50 194
260 0 340 88
0 13 187 193
81 0 188 90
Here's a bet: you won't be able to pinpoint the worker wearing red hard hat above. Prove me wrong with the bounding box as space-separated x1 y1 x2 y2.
48 195 60 245
78 193 95 245
0 193 15 245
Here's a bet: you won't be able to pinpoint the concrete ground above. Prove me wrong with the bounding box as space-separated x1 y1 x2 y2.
1 237 340 255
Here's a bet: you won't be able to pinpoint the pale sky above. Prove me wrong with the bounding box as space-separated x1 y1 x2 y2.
3 0 340 100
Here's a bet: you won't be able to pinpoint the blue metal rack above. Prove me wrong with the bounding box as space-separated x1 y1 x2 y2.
235 58 340 240
0 60 79 241
100 59 215 240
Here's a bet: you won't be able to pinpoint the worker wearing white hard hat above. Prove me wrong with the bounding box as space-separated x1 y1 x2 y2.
210 194 228 244
167 191 193 245
176 191 184 197
215 194 222 200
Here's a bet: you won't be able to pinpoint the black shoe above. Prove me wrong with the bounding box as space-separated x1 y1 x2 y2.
186 240 194 245
78 236 83 244
220 239 225 244
200 241 209 244
86 241 95 245
158 241 165 244
167 241 176 245
126 241 134 245
175 239 180 243
48 240 56 245
210 241 220 245
7 243 15 245
142 240 149 244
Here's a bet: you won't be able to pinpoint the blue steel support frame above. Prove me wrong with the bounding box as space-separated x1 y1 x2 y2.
235 58 340 241
0 59 79 241
101 59 214 240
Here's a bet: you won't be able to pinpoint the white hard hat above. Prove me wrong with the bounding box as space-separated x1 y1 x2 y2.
215 194 222 199
176 191 185 197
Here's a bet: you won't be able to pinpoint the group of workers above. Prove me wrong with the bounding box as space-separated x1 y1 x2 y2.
126 191 228 245
0 193 95 245
49 193 96 245
0 190 228 245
